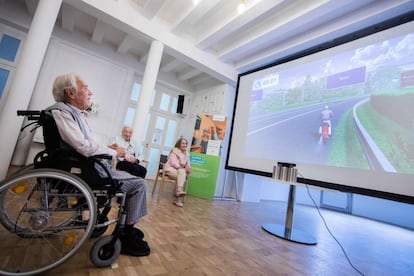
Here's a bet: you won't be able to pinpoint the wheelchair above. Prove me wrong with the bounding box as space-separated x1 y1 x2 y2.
0 110 131 275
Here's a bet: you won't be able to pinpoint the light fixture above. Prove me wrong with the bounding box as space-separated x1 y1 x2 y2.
192 0 201 6
238 0 246 14
237 0 262 15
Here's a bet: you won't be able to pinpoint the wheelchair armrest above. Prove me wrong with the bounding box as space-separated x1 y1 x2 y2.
91 154 113 160
88 155 114 182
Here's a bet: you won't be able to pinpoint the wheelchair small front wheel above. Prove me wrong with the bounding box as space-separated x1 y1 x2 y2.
90 236 122 267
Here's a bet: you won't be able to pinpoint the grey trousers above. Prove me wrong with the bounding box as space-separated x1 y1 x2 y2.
96 162 148 225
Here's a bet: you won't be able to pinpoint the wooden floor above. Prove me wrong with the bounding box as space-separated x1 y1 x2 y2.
34 179 413 276
2 164 412 276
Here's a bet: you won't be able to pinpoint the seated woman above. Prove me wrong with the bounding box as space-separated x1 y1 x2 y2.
164 138 192 207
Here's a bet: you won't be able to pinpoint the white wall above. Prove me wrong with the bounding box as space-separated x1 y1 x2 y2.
24 37 134 163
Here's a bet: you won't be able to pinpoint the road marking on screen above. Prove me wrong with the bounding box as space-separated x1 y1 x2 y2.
247 109 318 136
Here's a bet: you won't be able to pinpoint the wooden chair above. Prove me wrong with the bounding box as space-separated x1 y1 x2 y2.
151 154 188 202
141 160 149 169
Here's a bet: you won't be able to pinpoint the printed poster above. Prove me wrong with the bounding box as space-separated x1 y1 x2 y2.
188 113 227 199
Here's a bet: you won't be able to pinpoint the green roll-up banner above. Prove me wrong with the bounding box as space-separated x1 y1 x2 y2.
187 153 220 199
187 113 227 200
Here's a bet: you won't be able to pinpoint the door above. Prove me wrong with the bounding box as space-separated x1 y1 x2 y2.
123 81 181 179
144 111 179 179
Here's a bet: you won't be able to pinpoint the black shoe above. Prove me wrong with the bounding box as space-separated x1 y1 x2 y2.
121 239 150 256
130 227 144 239
120 232 150 257
120 227 145 240
119 228 149 256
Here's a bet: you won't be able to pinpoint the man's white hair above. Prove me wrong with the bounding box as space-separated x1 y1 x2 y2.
52 73 78 102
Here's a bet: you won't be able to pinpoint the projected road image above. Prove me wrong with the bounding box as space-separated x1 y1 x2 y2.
239 29 414 175
246 98 364 167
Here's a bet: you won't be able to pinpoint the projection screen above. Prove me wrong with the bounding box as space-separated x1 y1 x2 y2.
226 12 414 204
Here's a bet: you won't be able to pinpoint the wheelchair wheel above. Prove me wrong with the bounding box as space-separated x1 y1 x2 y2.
11 163 35 175
90 235 122 267
0 168 97 275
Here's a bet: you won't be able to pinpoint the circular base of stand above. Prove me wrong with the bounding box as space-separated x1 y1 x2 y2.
262 223 317 245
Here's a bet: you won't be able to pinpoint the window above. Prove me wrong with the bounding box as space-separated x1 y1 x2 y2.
124 107 136 126
152 116 166 144
124 81 156 126
160 92 180 113
0 68 10 98
165 119 177 147
160 93 170 111
171 96 178 113
0 34 20 62
0 31 22 104
130 82 141 101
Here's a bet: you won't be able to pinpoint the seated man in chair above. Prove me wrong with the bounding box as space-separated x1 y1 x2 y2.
109 126 147 178
46 73 149 257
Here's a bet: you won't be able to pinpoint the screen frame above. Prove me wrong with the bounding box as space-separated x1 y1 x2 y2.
225 11 414 205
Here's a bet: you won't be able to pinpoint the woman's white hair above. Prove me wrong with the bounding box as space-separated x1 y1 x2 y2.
52 73 78 102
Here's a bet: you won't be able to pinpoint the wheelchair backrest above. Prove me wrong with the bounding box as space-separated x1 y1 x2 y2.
40 110 74 155
35 110 104 184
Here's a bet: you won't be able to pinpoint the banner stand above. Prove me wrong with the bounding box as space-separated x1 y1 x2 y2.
216 170 239 201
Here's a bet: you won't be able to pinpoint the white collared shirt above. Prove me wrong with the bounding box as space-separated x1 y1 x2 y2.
51 105 116 159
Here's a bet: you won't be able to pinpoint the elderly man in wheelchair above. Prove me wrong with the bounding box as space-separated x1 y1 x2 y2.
0 73 149 275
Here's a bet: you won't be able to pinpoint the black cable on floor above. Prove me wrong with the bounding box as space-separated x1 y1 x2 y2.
298 174 365 276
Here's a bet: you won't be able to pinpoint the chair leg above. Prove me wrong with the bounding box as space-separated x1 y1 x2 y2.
184 180 188 193
182 179 189 203
158 178 165 203
152 175 159 198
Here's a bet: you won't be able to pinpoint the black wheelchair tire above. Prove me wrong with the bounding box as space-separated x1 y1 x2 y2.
90 236 122 267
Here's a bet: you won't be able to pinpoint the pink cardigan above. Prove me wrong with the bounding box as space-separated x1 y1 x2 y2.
164 147 191 174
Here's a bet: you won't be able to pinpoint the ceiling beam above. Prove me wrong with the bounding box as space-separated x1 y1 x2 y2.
91 19 108 43
139 53 148 64
177 68 202 80
196 0 285 50
160 58 181 72
117 34 134 54
170 0 221 35
25 0 38 15
189 73 211 86
142 0 167 19
61 4 76 32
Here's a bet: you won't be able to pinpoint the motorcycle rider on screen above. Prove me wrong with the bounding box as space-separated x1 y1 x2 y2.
319 105 334 141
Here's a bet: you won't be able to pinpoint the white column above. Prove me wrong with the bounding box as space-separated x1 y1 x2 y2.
0 0 62 179
132 40 164 143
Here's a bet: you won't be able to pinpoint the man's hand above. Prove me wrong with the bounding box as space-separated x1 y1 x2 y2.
116 147 125 158
108 143 118 150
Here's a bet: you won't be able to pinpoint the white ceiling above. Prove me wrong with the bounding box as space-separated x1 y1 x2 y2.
4 0 414 91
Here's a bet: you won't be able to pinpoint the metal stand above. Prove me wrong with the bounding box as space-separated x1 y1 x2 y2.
217 170 239 201
262 184 317 245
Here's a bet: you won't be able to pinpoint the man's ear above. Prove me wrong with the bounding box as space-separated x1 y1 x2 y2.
64 88 76 99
